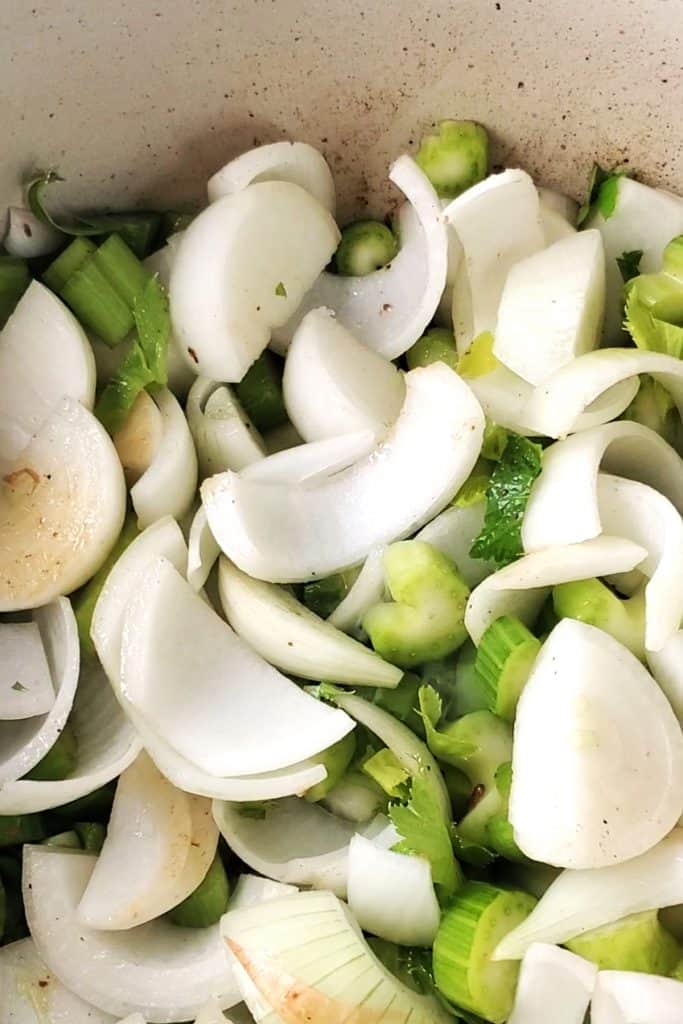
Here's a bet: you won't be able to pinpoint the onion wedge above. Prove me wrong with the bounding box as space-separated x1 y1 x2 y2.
591 970 683 1024
416 503 494 587
22 845 241 1023
202 363 484 582
130 388 198 529
186 377 266 479
240 430 376 485
0 620 53 720
271 156 448 360
507 943 596 1024
208 141 335 213
647 631 683 725
327 546 386 638
464 536 647 644
144 240 198 398
188 506 220 591
169 181 340 382
217 557 401 688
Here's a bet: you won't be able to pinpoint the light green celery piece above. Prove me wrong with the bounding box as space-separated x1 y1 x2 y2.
304 732 356 803
362 748 411 798
235 351 287 433
0 254 31 328
663 235 683 280
363 541 470 669
481 421 509 462
334 219 399 276
485 762 526 863
474 615 541 722
407 328 459 371
552 577 646 660
415 120 488 200
93 233 151 308
624 282 683 358
450 642 490 717
457 331 497 378
60 257 134 345
168 854 230 928
43 237 97 293
132 274 170 385
622 375 681 448
565 911 680 975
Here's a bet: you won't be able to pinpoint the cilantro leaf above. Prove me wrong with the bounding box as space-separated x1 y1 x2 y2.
389 773 462 903
617 249 643 284
624 285 683 359
470 433 543 567
418 685 476 767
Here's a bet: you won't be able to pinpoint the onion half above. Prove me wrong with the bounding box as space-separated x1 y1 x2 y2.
208 141 335 213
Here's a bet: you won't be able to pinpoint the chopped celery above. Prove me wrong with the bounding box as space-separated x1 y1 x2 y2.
437 710 513 789
362 748 411 798
624 285 683 357
302 568 360 619
43 237 97 292
373 671 425 737
663 234 683 279
420 654 461 721
235 351 288 433
0 814 46 847
364 541 470 669
334 220 399 276
450 642 490 718
415 120 488 200
457 331 497 378
93 233 151 307
406 328 459 371
534 595 560 639
0 252 31 327
304 732 356 802
576 163 614 225
622 375 681 448
389 773 463 903
475 616 541 721
485 763 526 863
60 257 134 344
95 340 155 434
24 723 77 781
168 854 230 928
565 911 680 975
74 822 106 853
132 274 170 385
552 577 646 660
432 881 537 1023
43 829 82 849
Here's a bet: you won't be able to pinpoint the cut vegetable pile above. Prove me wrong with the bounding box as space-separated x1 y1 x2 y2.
2 121 683 1024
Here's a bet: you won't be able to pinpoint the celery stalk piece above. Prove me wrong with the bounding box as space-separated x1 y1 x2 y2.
566 911 680 975
417 504 494 589
168 855 230 929
553 577 646 660
415 120 488 200
304 733 356 802
43 236 97 292
207 140 336 213
0 252 30 327
24 722 78 782
234 350 287 432
362 748 411 797
60 257 135 344
406 326 459 371
334 220 399 276
623 375 682 448
92 233 151 307
475 615 541 721
363 541 470 668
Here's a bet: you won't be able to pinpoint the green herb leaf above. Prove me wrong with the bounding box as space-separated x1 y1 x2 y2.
617 249 644 283
389 772 462 903
576 163 621 225
362 748 411 798
418 685 476 766
452 459 492 508
275 281 287 297
11 682 27 693
94 341 155 435
470 434 543 567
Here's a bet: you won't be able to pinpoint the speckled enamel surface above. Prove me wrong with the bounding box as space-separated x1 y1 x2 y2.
1 0 681 220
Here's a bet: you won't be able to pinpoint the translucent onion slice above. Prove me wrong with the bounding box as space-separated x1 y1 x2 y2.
416 503 494 587
647 631 683 725
217 557 401 688
221 890 452 1024
507 943 596 1024
194 1000 233 1024
271 156 448 360
464 536 647 644
0 398 126 612
0 281 96 459
113 390 165 486
347 834 440 947
522 421 683 552
0 620 53 719
510 619 683 869
524 348 683 440
129 389 198 530
186 377 266 480
144 241 198 398
327 546 386 638
444 169 545 354
202 363 484 583
78 751 217 930
3 206 62 257
282 307 405 441
229 875 299 910
169 181 340 382
591 970 683 1024
540 206 577 244
207 141 336 213
494 829 683 960
188 506 221 591
240 431 375 485
538 187 578 226
0 938 116 1024
597 474 683 651
119 557 354 777
22 845 241 1023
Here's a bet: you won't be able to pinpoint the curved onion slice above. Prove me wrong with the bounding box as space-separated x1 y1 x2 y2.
113 390 165 485
240 430 375 485
647 631 683 725
144 241 197 398
170 181 340 382
416 503 494 587
282 308 405 441
444 169 544 354
208 141 335 213
217 557 401 688
186 377 266 479
22 845 240 1023
3 206 62 257
194 1000 234 1024
511 619 683 869
347 834 440 947
203 363 484 583
522 421 683 552
120 557 354 777
524 348 683 439
0 398 126 612
464 536 647 644
78 751 217 930
507 943 596 1024
188 506 220 591
591 970 683 1024
229 874 299 910
129 389 198 530
0 620 53 719
538 187 579 226
221 890 452 1024
0 938 116 1024
0 281 96 459
271 156 448 360
598 474 683 651
327 546 386 637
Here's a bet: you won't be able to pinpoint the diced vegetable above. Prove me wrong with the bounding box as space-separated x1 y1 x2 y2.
207 140 336 212
322 771 387 823
234 351 288 433
590 969 683 1024
553 577 646 659
475 615 541 721
334 219 399 275
304 733 356 802
415 120 488 200
406 326 459 371
507 943 596 1024
566 911 680 975
168 855 230 929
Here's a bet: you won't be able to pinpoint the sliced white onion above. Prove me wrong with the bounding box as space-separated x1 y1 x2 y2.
78 751 217 930
493 229 605 385
433 209 464 327
116 1016 146 1024
0 620 53 719
538 187 579 226
495 829 683 960
591 970 683 1024
416 503 494 587
170 182 340 382
282 307 405 441
464 536 647 644
0 281 96 459
647 631 683 724
217 557 401 688
240 430 375 485
203 363 484 582
208 141 335 213
22 845 240 1023
444 169 545 354
347 834 439 947
327 546 386 638
129 388 198 530
186 377 266 479
120 557 354 777
0 938 116 1024
598 474 683 651
112 389 165 485
229 875 299 910
3 206 62 257
194 1000 231 1024
271 156 448 360
188 505 220 591
144 241 197 398
522 421 683 552
507 943 597 1024
0 398 126 612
